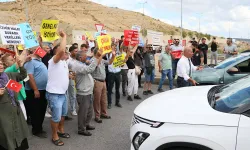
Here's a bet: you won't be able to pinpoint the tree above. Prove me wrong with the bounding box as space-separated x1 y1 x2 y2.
188 32 193 38
182 31 187 38
141 29 147 37
169 30 175 36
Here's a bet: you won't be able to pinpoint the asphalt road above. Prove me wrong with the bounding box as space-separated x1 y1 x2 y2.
28 84 170 150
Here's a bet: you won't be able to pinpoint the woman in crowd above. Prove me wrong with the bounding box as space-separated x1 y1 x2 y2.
0 57 29 150
125 44 141 101
134 47 144 88
2 52 28 120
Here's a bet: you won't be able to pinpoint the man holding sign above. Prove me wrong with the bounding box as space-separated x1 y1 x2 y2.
97 35 112 54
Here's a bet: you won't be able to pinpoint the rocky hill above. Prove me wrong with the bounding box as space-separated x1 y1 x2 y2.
0 0 210 43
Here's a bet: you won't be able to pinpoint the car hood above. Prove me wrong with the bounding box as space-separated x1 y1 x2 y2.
192 68 223 77
134 86 240 126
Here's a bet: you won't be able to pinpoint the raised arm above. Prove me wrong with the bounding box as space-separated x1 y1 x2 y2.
53 30 66 63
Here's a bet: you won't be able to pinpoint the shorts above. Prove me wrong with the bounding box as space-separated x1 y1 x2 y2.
46 92 68 122
144 67 155 82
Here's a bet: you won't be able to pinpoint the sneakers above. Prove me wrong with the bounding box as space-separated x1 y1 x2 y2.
115 103 122 108
95 118 103 123
78 130 92 136
86 125 95 130
65 116 73 121
147 90 154 94
158 89 164 92
45 111 52 118
134 95 141 100
127 96 133 101
71 111 77 116
143 91 148 95
33 131 47 138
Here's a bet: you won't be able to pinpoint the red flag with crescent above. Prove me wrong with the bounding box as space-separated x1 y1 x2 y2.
34 47 47 58
6 79 22 93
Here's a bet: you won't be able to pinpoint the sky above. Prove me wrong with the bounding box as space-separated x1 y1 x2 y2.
89 0 250 38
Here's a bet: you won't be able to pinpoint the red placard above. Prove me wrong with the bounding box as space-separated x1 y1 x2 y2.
6 79 22 93
182 40 186 46
171 50 182 59
82 35 86 41
168 40 173 44
124 30 139 46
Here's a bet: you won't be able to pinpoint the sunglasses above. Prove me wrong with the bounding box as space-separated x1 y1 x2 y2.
174 39 179 40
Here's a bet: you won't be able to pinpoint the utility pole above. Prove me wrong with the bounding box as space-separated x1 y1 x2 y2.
229 21 231 38
139 1 147 15
180 0 183 39
24 0 29 22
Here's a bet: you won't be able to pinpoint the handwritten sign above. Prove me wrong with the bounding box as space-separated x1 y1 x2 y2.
97 35 112 54
0 24 24 45
18 23 38 49
40 20 59 42
124 30 139 46
113 54 125 68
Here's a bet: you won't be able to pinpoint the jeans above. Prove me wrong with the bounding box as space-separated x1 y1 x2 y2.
121 69 128 94
67 79 76 112
158 69 173 90
107 72 121 105
172 59 179 78
203 51 208 65
210 51 218 65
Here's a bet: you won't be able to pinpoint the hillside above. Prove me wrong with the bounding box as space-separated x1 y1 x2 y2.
0 0 209 43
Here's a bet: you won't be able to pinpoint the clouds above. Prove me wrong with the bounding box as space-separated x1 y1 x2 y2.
89 0 250 38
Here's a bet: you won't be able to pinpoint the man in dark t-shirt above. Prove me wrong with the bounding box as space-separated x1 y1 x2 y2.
210 37 218 65
198 37 208 65
192 43 204 66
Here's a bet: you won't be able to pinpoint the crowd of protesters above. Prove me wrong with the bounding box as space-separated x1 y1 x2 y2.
0 29 239 150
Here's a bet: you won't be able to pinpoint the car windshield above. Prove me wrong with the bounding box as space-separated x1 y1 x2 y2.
214 55 247 69
214 75 250 113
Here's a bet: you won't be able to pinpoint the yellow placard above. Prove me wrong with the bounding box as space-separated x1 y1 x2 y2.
97 35 112 54
40 20 59 42
113 54 125 68
17 44 24 50
85 32 94 40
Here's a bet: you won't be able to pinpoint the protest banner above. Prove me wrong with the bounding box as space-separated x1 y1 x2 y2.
0 47 16 55
75 35 85 41
113 53 125 68
0 24 24 45
40 20 59 42
132 25 141 32
147 30 163 45
124 30 139 46
97 35 112 54
18 23 39 49
168 40 173 45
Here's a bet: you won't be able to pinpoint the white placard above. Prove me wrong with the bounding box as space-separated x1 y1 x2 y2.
132 25 141 32
0 24 24 45
147 30 163 45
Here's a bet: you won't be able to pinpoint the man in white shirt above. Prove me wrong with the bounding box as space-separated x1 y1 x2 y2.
177 47 202 88
223 38 238 59
170 39 184 79
46 30 70 146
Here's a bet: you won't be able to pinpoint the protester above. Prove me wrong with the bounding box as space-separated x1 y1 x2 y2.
107 43 122 109
46 30 70 146
143 41 156 95
72 49 102 136
177 47 203 88
80 44 88 53
92 48 113 123
158 45 173 92
67 46 78 116
2 52 28 120
223 38 238 59
198 37 208 65
0 57 29 150
134 47 144 88
170 38 183 79
120 45 129 96
24 47 48 138
119 35 124 49
192 42 204 66
210 37 218 65
72 43 78 49
125 44 141 101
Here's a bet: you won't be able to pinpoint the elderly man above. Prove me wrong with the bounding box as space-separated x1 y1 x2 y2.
177 47 203 88
158 45 173 92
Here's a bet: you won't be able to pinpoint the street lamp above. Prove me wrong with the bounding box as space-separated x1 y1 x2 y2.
139 1 147 15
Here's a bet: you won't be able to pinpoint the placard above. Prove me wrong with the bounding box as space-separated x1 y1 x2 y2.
113 54 125 68
147 30 163 45
132 25 141 32
18 23 39 49
124 30 139 46
0 24 24 45
97 35 112 54
40 20 59 42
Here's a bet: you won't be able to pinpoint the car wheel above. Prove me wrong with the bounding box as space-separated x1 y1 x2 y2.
167 147 199 150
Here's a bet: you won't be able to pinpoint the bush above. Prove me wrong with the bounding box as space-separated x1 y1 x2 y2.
182 31 187 38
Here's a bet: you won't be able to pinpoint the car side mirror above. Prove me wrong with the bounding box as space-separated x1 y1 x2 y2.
227 67 239 74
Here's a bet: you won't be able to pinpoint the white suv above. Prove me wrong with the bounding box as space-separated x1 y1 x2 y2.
130 75 250 150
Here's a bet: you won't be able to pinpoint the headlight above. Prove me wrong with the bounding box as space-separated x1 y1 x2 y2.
132 132 150 150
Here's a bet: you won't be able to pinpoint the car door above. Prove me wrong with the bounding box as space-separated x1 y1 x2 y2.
223 58 250 84
236 114 250 150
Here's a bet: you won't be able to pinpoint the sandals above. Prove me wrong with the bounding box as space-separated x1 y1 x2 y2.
100 115 111 119
57 132 70 138
52 138 64 146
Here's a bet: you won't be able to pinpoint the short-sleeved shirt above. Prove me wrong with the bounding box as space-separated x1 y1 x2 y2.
24 58 48 90
170 44 184 59
143 52 155 68
158 52 172 70
224 44 237 58
198 43 208 53
192 51 204 66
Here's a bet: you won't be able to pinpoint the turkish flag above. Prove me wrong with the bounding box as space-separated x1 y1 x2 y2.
34 47 47 58
6 79 22 93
